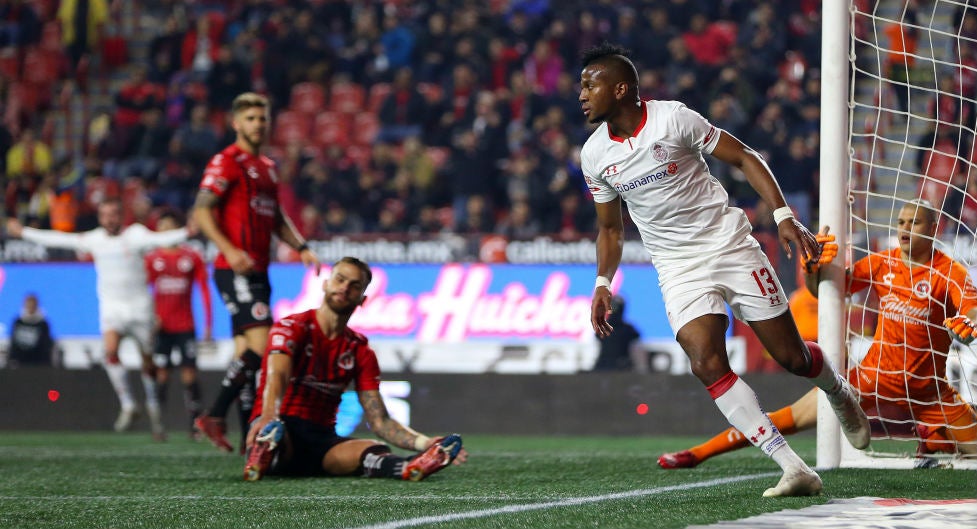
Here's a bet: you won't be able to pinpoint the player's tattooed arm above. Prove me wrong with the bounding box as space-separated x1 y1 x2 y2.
358 390 424 451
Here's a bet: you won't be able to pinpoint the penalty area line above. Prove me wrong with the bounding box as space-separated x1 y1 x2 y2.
352 471 781 529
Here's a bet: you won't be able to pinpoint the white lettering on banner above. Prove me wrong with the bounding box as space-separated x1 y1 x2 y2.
273 265 595 341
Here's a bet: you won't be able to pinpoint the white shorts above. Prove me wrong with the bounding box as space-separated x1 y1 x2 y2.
99 300 155 353
659 241 789 335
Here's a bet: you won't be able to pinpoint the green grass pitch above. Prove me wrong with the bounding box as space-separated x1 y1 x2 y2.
0 432 973 528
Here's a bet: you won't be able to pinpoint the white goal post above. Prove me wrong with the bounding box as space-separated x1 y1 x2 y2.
818 0 977 469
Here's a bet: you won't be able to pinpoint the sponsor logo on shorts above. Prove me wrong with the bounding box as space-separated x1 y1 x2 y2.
251 302 270 320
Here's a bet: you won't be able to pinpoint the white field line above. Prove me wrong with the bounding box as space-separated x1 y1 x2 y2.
351 471 782 529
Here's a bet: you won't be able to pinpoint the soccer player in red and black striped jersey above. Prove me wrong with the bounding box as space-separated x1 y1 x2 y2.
192 92 320 452
145 210 213 440
242 257 466 482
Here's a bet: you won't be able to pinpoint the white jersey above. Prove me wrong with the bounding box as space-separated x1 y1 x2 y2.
22 225 188 310
581 100 754 275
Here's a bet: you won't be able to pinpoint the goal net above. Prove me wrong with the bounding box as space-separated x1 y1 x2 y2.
820 0 977 469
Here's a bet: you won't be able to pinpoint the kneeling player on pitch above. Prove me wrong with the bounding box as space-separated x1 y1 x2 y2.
244 257 467 481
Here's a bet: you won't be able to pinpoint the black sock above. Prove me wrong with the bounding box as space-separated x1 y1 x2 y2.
185 381 202 430
209 349 261 418
238 379 255 449
360 444 406 479
156 380 169 408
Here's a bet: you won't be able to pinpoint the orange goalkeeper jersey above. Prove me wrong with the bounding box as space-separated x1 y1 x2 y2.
849 248 977 400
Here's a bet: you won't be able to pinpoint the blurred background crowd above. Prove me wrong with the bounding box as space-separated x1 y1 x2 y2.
1 0 828 243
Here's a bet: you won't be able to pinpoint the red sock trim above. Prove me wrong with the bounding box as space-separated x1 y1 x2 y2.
707 371 739 399
803 341 824 378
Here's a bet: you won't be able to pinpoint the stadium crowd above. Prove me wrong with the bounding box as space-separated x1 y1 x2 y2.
3 0 829 244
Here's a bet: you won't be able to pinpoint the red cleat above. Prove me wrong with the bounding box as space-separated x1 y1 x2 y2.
657 450 699 469
402 434 463 481
194 416 233 453
244 420 284 482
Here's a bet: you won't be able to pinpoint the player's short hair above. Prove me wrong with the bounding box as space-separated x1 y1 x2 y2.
902 199 938 226
581 42 639 86
99 197 123 210
156 208 185 226
231 92 269 115
335 256 373 286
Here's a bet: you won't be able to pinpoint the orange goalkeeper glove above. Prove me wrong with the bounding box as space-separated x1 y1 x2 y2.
802 232 838 273
944 315 976 345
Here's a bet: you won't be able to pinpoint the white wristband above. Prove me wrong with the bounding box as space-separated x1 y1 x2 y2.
413 434 432 451
595 276 611 290
773 206 794 225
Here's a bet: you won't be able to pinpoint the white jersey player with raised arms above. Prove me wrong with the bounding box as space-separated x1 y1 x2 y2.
579 43 869 497
7 199 188 439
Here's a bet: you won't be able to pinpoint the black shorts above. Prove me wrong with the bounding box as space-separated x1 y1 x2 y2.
213 269 273 335
153 331 197 368
267 416 353 476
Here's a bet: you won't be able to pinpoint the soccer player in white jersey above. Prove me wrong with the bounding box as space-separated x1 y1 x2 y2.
6 199 190 439
579 43 870 497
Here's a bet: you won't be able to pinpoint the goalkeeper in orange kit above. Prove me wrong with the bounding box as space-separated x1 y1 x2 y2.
659 200 977 469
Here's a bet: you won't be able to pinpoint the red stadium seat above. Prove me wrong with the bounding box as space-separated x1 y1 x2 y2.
22 47 62 85
367 82 392 113
0 48 19 80
415 82 444 104
345 144 371 169
290 82 326 115
328 82 365 113
313 111 351 148
351 113 379 145
40 22 62 51
273 110 312 146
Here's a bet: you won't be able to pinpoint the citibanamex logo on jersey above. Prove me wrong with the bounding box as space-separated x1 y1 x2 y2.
652 144 668 163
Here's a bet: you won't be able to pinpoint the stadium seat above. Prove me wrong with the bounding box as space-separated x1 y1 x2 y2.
290 82 326 115
351 113 380 145
345 144 371 169
40 22 62 52
273 110 312 146
0 48 19 80
313 111 351 148
416 82 444 104
328 82 365 113
367 82 392 112
22 47 62 85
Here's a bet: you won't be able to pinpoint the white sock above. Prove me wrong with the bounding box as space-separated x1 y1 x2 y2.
141 374 160 410
711 373 808 472
105 363 135 409
803 341 844 395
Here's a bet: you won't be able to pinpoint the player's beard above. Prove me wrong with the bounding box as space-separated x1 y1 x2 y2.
324 293 358 316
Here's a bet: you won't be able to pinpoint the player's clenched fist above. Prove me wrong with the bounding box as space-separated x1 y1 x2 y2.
944 315 976 345
802 226 838 273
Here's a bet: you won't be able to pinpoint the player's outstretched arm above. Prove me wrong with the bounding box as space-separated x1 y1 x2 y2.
9 218 86 250
358 390 468 464
245 353 290 449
